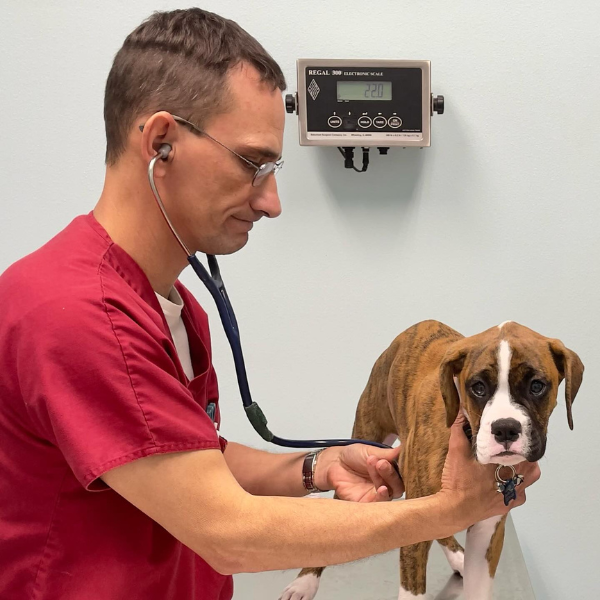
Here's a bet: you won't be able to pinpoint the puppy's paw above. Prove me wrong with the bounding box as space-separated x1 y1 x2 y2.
441 546 465 578
279 573 320 600
398 588 432 600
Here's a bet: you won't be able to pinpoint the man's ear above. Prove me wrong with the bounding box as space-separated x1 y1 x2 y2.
138 111 179 176
548 339 584 430
439 340 469 427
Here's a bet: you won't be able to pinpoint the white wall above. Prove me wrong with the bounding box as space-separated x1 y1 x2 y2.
2 1 599 597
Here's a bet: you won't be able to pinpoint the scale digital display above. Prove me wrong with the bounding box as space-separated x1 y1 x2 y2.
337 81 392 101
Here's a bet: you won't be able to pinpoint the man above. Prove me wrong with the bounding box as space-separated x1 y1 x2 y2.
0 8 539 600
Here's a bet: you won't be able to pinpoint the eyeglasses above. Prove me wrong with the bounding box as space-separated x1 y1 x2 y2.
139 114 284 187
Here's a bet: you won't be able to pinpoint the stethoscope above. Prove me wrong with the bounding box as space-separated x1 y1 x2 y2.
148 143 392 450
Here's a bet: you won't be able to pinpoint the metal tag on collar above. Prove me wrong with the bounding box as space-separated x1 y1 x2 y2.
495 465 524 506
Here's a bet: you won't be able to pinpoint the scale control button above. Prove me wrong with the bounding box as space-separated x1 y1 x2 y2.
373 116 387 128
358 116 372 128
388 116 402 129
342 117 357 131
328 115 342 128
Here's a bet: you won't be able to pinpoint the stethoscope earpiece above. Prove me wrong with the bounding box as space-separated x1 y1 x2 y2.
157 143 172 160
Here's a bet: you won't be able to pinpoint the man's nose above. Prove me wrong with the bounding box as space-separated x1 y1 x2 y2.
492 418 522 447
250 175 282 219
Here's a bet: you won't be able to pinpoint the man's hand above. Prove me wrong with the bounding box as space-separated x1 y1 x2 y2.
315 444 404 503
438 413 541 529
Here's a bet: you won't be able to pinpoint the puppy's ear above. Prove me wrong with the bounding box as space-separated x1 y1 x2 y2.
439 340 469 427
548 339 584 430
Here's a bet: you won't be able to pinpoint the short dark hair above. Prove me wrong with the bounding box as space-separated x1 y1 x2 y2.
103 8 286 165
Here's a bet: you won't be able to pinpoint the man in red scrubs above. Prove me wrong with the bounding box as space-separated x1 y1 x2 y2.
0 8 539 600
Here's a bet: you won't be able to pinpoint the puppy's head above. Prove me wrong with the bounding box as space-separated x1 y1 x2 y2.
439 321 584 465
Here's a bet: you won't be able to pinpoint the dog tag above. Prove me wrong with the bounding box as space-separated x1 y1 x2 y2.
495 466 524 506
496 478 517 506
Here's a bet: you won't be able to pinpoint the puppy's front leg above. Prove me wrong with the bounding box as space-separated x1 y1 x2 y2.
463 515 506 600
398 540 433 599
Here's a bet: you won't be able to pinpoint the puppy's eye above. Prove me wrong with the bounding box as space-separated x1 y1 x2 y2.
530 380 546 395
471 382 486 397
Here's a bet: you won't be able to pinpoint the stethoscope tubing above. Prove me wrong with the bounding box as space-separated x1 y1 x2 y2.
149 154 392 450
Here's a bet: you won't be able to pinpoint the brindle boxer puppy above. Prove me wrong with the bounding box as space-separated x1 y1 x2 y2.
280 320 583 600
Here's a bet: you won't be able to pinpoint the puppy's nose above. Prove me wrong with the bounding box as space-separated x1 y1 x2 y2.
492 418 522 446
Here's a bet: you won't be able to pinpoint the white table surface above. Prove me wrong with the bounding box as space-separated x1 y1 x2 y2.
234 513 536 599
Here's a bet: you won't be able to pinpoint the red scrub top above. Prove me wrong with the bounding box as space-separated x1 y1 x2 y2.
0 213 233 600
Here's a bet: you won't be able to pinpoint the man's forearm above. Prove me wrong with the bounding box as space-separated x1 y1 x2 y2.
208 492 457 575
103 448 469 578
224 442 319 497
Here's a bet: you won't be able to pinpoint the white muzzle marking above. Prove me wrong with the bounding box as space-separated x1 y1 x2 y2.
476 340 531 465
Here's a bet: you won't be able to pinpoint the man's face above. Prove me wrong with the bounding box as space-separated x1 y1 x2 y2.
166 63 285 255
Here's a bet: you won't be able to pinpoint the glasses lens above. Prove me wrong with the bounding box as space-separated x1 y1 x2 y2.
252 160 284 187
252 162 274 186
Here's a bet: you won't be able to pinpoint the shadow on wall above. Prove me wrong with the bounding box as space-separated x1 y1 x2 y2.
315 144 426 208
311 145 425 253
304 103 481 253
